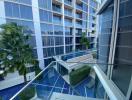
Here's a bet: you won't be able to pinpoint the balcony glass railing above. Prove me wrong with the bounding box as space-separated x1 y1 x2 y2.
76 23 82 28
10 60 126 100
64 10 73 17
10 62 80 100
76 14 82 19
64 0 72 6
52 6 62 13
65 22 73 26
76 4 83 10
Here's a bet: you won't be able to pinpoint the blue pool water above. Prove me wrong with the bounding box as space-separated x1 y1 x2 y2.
31 68 79 99
31 68 94 99
61 51 88 61
0 83 25 100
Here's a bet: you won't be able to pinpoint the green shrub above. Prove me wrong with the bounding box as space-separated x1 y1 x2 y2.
69 65 91 86
92 52 97 59
18 86 35 100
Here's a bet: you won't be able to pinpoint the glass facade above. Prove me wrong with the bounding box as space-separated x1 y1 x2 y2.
99 0 132 99
112 0 132 96
3 0 98 67
4 1 37 60
98 1 114 72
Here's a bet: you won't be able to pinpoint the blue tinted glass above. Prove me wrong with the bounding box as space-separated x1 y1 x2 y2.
38 0 51 10
12 3 19 17
55 37 64 45
4 2 12 17
21 21 34 34
55 46 64 55
42 36 54 46
54 25 63 35
53 15 61 24
19 0 31 4
6 19 21 25
43 48 55 57
20 5 33 19
28 36 36 47
39 9 52 22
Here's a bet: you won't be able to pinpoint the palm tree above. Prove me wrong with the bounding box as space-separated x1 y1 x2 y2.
80 32 90 49
0 23 38 82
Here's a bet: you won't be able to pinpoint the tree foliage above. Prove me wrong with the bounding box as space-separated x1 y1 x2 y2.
80 32 90 49
0 23 39 82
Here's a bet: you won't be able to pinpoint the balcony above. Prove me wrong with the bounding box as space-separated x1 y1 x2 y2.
76 13 82 19
10 52 125 100
64 9 73 17
64 0 72 6
52 4 62 14
76 1 83 11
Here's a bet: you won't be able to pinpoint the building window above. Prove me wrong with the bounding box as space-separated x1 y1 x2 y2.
53 15 62 24
65 37 73 45
41 23 53 35
54 25 63 35
55 46 64 55
4 2 33 20
65 27 73 35
42 36 54 46
38 0 52 10
39 9 52 22
43 47 55 57
66 46 73 53
55 36 64 45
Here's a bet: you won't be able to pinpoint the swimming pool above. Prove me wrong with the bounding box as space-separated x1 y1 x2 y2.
61 51 89 61
0 83 25 100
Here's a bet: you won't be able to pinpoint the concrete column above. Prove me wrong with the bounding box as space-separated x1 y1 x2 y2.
32 0 44 69
0 0 6 26
62 0 66 54
73 0 76 51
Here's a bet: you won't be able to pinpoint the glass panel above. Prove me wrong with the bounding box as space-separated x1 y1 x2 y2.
98 1 114 72
19 0 32 4
42 36 54 46
41 23 53 35
20 5 33 20
12 3 19 18
55 46 64 55
112 0 132 96
38 0 51 10
53 15 62 24
43 47 55 57
54 25 63 35
55 37 64 45
4 2 12 17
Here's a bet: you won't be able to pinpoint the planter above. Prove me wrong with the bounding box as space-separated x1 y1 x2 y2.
69 65 91 86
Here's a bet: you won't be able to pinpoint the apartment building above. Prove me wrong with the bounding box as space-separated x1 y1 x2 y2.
0 0 98 68
98 0 132 99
